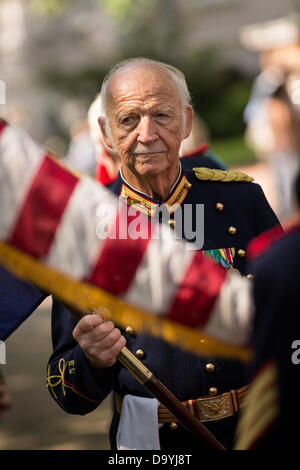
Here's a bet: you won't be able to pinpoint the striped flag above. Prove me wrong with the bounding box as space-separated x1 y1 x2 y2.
0 119 253 360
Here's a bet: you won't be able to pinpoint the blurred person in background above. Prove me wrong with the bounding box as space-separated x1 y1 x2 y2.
234 168 300 450
0 368 12 422
264 74 300 222
179 111 227 171
241 15 300 222
88 93 121 186
64 119 98 176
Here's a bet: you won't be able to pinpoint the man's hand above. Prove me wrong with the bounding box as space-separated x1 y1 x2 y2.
72 314 126 369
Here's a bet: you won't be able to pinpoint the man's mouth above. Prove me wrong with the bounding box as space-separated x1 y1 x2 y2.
133 151 166 156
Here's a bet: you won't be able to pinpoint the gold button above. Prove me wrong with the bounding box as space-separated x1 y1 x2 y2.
205 363 215 373
169 422 178 430
228 226 237 235
135 349 144 359
185 182 192 189
126 326 134 335
247 274 254 280
209 387 218 396
168 219 176 228
237 249 246 258
216 202 224 212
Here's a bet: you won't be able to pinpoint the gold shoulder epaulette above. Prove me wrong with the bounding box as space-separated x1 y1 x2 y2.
193 167 254 183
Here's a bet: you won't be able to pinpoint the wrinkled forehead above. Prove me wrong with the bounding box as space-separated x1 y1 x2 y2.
106 64 181 110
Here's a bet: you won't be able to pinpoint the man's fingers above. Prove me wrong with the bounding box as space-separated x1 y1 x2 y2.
73 313 105 337
79 325 122 352
72 314 126 368
96 335 126 367
76 320 116 344
97 327 122 349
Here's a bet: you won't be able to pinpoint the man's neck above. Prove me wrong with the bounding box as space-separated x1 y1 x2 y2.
120 163 181 201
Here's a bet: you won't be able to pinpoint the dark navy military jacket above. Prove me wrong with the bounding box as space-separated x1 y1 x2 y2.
47 166 280 450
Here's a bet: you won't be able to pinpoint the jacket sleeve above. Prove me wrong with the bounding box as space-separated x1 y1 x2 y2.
47 298 116 415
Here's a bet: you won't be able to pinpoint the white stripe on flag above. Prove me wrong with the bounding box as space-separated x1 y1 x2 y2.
203 270 254 345
44 176 117 279
124 224 194 313
0 125 44 239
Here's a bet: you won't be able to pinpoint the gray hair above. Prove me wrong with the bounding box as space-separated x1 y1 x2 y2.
99 57 192 120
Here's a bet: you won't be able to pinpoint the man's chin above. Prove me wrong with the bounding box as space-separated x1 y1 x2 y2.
135 162 167 176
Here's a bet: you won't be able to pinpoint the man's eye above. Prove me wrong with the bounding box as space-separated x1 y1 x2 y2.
156 113 170 121
121 116 136 126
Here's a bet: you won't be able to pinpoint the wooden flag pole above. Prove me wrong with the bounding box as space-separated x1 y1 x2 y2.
65 303 226 450
117 346 226 450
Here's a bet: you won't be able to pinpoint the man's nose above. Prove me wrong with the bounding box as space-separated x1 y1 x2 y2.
136 116 158 143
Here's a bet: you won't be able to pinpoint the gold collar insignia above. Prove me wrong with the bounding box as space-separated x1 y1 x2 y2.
119 174 192 217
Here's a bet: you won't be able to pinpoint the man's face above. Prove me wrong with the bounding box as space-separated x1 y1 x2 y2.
101 65 193 177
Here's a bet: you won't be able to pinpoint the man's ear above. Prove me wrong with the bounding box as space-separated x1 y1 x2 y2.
98 117 115 152
183 106 194 140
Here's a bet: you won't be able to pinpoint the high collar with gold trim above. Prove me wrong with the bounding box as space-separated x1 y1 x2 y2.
119 167 192 217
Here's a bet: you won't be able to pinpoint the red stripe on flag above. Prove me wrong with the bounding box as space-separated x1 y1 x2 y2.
0 119 7 135
86 205 151 295
9 155 79 257
167 251 227 327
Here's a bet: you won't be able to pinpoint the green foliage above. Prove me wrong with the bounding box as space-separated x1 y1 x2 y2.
26 0 72 16
210 135 257 168
39 66 107 105
101 0 159 20
179 50 253 140
21 0 158 19
17 1 253 143
40 50 253 143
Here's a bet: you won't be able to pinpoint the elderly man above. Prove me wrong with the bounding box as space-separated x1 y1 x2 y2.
47 58 280 450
